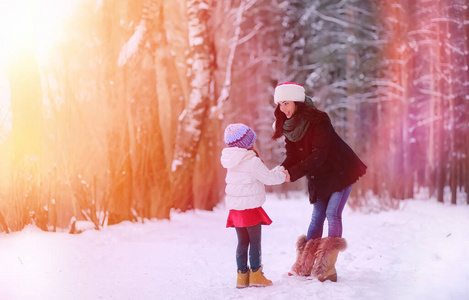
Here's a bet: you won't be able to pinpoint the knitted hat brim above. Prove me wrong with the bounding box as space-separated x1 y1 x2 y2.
274 83 305 104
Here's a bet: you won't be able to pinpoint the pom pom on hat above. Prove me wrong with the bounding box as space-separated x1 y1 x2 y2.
224 123 256 149
274 82 305 104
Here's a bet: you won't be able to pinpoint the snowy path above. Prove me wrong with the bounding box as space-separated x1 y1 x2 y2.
1 193 468 300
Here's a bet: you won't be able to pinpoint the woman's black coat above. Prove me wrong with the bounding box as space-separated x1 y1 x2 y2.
281 118 367 204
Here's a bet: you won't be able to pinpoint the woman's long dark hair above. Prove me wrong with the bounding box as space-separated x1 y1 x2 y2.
271 99 330 140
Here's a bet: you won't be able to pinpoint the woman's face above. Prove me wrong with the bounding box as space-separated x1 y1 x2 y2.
279 101 297 119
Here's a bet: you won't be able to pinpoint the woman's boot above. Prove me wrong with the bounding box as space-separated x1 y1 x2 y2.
297 237 321 276
249 267 273 287
312 237 347 282
288 235 307 276
236 270 249 288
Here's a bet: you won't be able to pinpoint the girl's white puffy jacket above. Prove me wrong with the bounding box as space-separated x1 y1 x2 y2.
220 147 286 210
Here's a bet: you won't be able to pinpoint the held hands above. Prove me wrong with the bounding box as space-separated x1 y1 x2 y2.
282 170 290 182
273 165 290 182
272 165 285 172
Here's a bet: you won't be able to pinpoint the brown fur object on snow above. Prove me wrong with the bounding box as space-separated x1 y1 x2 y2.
311 237 347 277
290 235 307 275
297 237 322 276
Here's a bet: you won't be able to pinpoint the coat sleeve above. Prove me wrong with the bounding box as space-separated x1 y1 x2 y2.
252 157 286 185
287 120 332 182
281 138 298 170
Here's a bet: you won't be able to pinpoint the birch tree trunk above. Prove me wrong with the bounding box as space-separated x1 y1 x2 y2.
464 2 469 204
145 0 174 218
400 1 413 199
131 0 174 220
0 211 9 233
101 1 134 224
171 0 214 211
152 0 187 167
435 0 447 204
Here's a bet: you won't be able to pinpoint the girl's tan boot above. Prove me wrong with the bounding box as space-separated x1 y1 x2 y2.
249 267 273 287
236 270 249 288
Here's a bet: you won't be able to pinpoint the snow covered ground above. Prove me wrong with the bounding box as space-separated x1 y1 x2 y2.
1 192 468 300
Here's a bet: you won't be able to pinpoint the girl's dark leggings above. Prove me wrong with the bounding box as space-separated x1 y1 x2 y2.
235 222 262 273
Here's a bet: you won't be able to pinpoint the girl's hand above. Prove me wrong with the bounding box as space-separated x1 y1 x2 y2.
282 170 290 182
273 165 285 172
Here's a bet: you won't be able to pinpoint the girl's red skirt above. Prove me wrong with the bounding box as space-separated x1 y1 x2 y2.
226 207 272 228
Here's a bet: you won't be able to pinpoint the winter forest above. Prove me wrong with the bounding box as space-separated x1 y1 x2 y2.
0 0 468 233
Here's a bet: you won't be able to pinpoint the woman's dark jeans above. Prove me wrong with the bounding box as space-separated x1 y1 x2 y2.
307 185 352 240
235 222 262 272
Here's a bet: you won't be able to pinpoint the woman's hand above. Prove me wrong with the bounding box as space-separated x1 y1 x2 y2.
282 170 290 182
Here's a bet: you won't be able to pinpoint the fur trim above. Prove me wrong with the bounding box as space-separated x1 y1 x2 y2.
312 237 347 277
274 83 305 104
296 235 307 252
297 238 321 276
289 235 307 275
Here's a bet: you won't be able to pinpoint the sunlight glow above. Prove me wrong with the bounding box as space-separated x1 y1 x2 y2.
0 0 78 136
0 0 76 68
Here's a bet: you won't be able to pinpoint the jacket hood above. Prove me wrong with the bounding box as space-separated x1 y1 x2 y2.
220 147 256 169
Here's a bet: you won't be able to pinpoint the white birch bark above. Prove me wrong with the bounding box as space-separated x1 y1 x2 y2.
171 0 213 211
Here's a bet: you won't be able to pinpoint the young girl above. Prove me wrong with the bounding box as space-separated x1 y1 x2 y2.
221 123 289 288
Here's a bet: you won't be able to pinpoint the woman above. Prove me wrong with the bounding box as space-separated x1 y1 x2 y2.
272 82 367 282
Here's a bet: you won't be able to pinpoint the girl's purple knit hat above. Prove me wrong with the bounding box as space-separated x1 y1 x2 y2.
224 123 256 149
